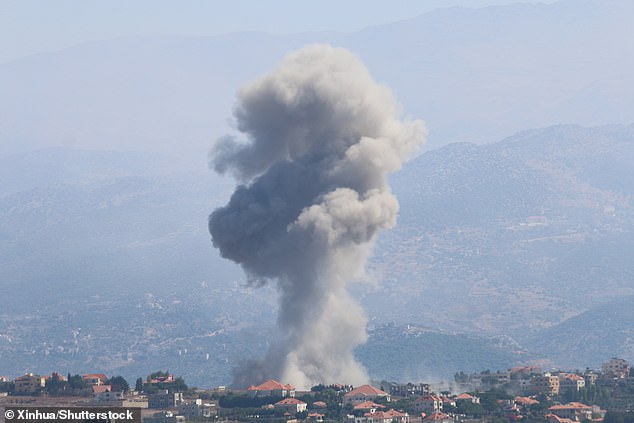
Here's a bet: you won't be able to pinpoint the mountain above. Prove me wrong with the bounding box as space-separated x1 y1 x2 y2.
363 124 634 338
357 324 527 383
1 0 633 159
527 296 634 370
2 123 634 383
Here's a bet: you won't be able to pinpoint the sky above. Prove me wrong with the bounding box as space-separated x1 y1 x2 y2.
1 0 558 64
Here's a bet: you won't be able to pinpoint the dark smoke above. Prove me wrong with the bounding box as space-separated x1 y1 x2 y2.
209 44 425 388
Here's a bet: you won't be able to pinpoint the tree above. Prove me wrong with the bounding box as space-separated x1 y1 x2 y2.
135 377 144 392
173 377 188 392
457 401 485 417
108 376 129 392
68 374 86 391
45 373 68 395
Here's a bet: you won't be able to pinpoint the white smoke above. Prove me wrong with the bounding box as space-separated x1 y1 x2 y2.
208 44 426 388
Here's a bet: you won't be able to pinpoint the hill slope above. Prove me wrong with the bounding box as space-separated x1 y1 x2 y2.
2 123 634 383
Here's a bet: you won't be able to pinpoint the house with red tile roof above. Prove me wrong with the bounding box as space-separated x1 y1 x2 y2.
413 395 443 413
422 411 453 423
247 380 295 398
545 413 576 423
308 413 324 422
354 401 386 414
349 409 409 423
548 402 593 421
456 393 480 404
344 385 390 405
274 397 307 413
312 401 327 409
148 373 175 384
514 396 539 408
92 384 112 394
364 409 409 423
83 373 108 386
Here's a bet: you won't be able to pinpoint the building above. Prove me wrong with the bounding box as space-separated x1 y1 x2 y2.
274 397 308 414
148 390 184 409
247 380 295 398
513 396 539 409
509 366 542 377
14 373 46 394
344 385 391 405
559 374 585 392
413 395 443 414
456 393 480 404
545 414 576 423
548 402 593 421
583 370 599 386
529 374 560 396
350 410 409 423
144 411 185 423
354 401 386 414
422 412 453 423
93 390 122 402
602 358 630 378
386 383 431 398
148 374 176 384
307 413 324 422
91 390 148 408
178 399 217 418
92 385 113 395
83 373 108 386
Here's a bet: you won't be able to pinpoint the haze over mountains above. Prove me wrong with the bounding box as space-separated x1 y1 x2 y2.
2 124 634 385
1 0 634 387
1 0 633 159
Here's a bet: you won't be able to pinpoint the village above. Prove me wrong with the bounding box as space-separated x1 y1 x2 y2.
1 358 633 423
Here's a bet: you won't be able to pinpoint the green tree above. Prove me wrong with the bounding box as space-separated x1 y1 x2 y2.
68 374 86 391
135 377 144 392
457 401 485 417
45 373 68 395
108 376 129 392
174 377 188 392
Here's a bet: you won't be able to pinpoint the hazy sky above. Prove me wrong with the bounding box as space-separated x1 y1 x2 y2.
1 0 558 64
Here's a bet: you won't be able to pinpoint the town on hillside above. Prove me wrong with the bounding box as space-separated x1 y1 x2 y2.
1 358 634 423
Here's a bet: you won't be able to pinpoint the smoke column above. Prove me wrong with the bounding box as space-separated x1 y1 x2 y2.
208 44 426 388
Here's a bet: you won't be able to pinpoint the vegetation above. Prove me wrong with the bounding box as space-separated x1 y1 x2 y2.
604 412 634 423
107 375 129 392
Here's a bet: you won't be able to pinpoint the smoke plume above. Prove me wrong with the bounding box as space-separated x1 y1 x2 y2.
208 44 425 388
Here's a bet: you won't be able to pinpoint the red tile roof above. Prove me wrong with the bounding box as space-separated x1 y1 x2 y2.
312 401 327 408
365 410 408 419
248 380 294 391
275 398 307 406
549 402 592 411
345 385 389 397
546 413 576 423
354 401 386 410
514 396 539 406
424 412 451 421
92 385 111 393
